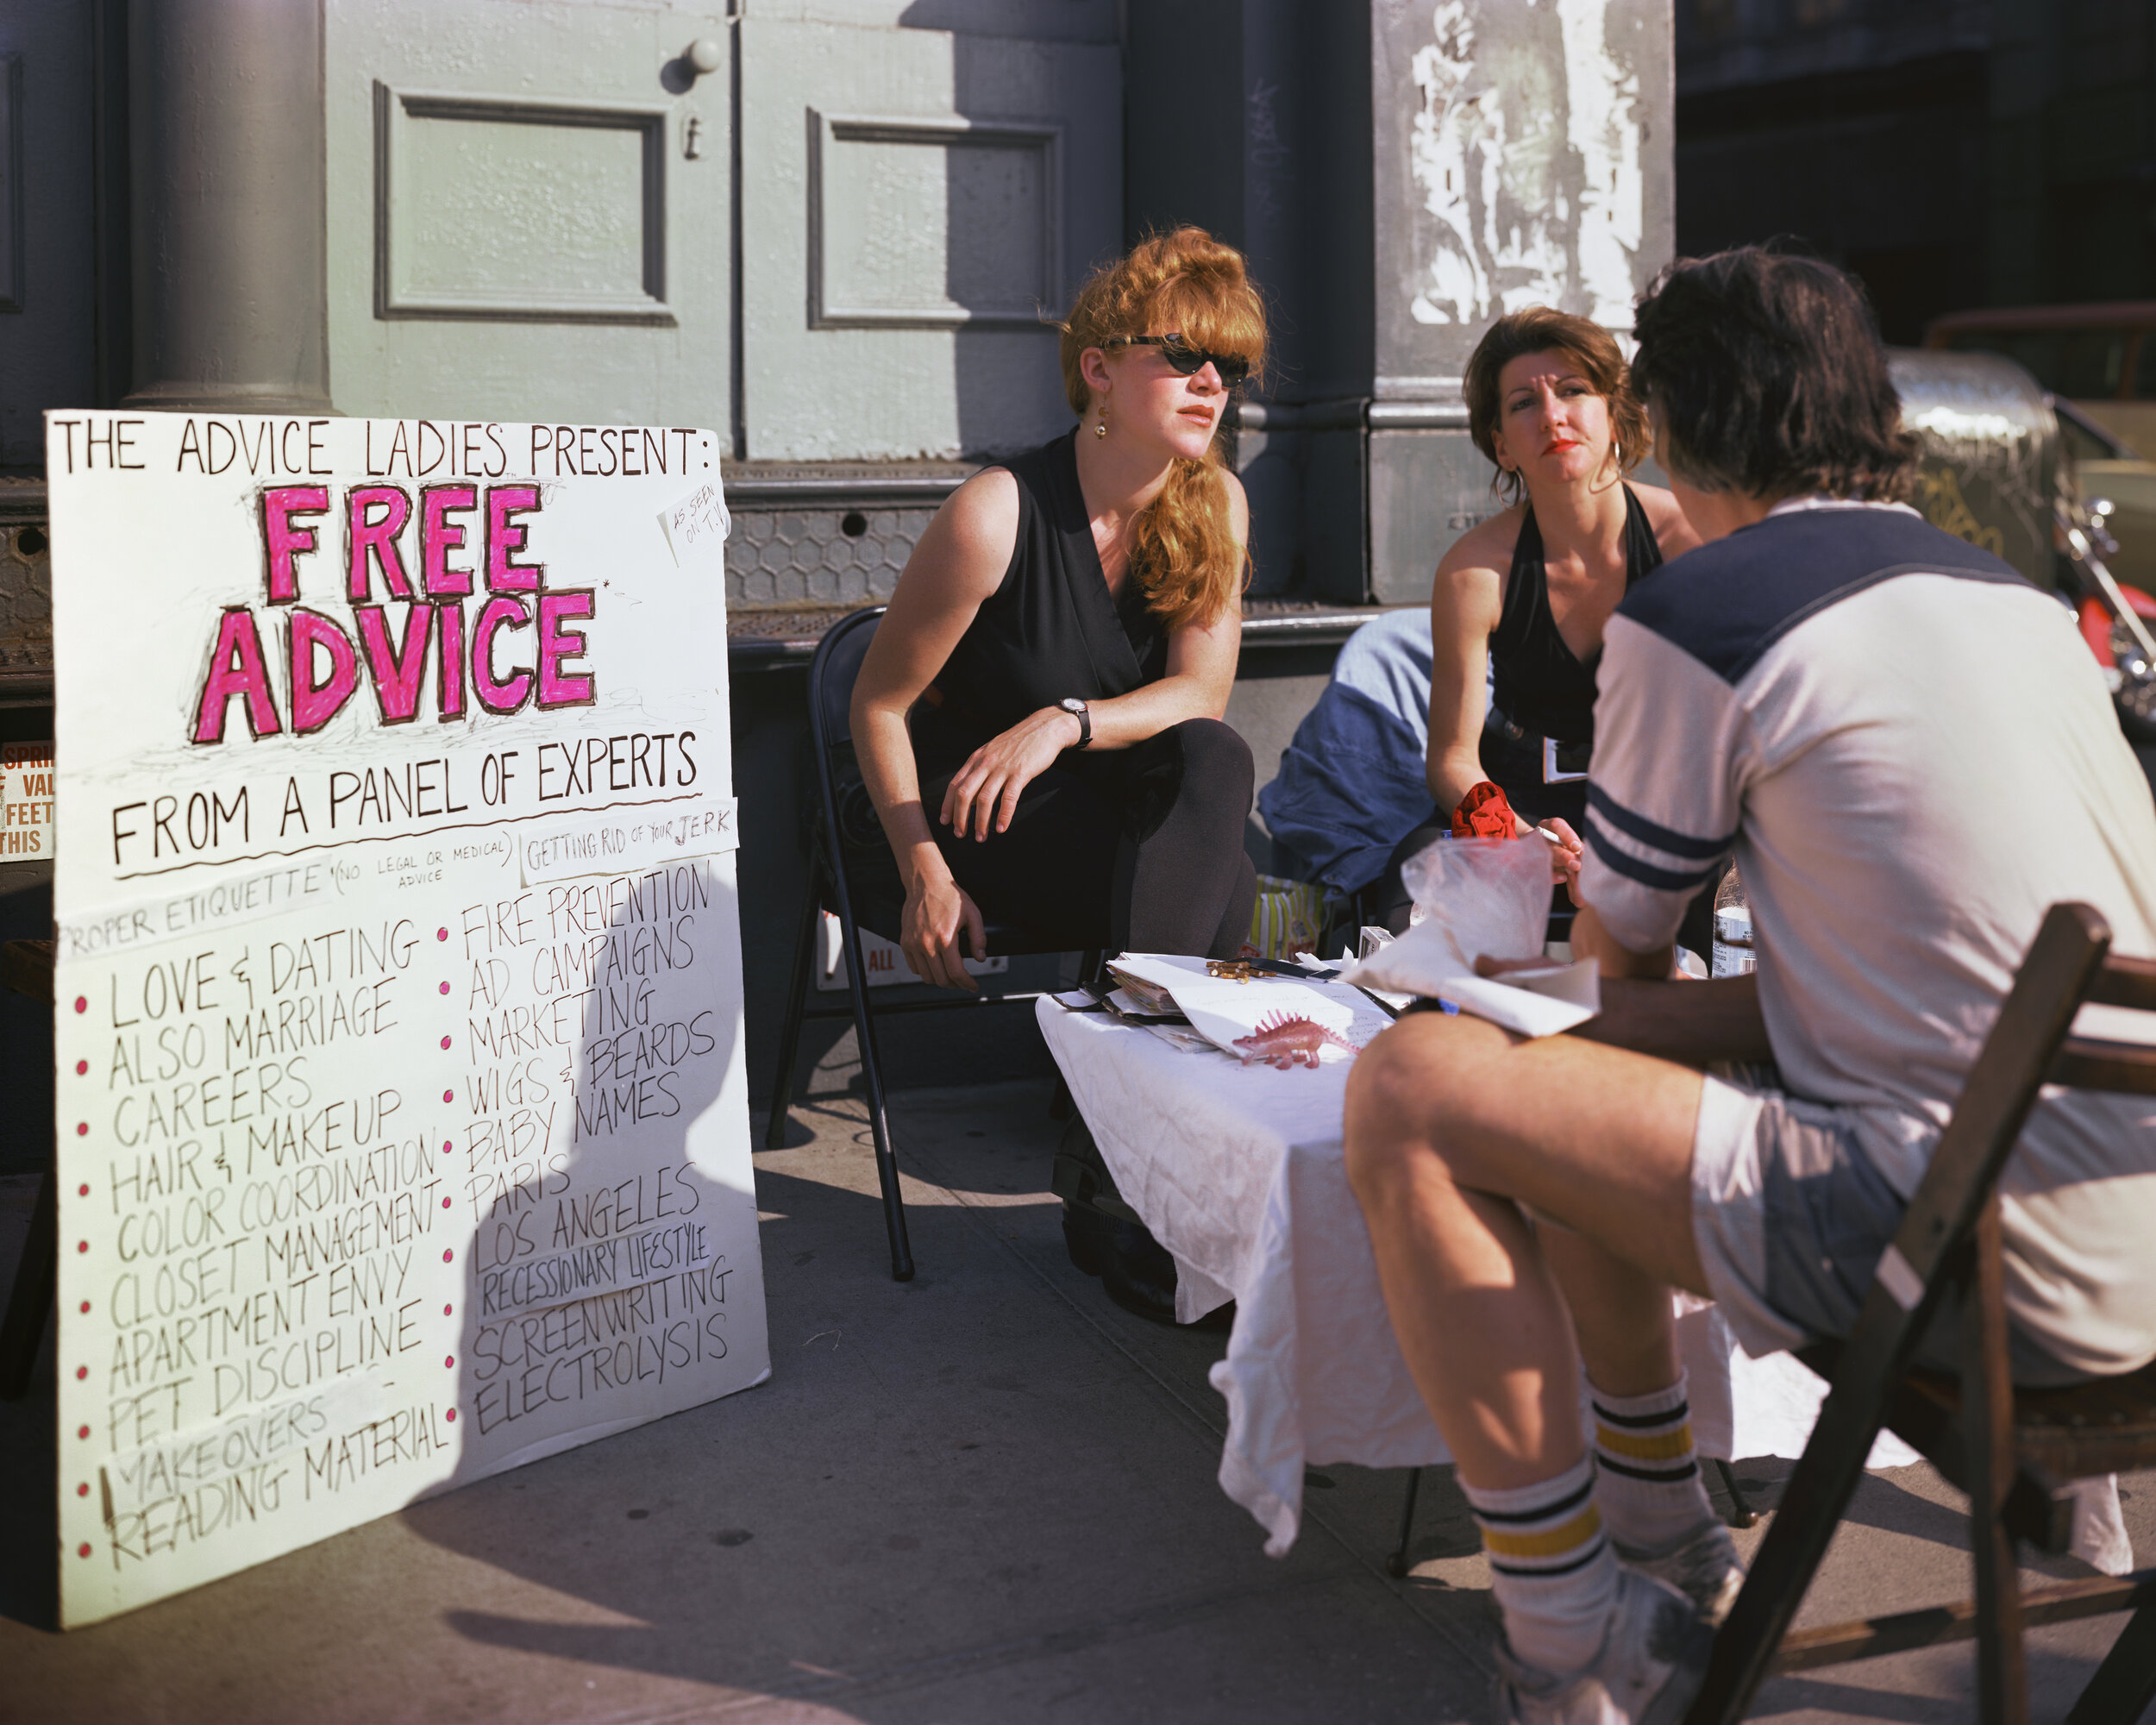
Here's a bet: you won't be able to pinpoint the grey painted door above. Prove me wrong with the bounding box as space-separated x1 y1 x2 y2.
324 0 736 435
737 9 1118 461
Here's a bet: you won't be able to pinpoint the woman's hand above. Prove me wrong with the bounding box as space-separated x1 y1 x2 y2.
939 706 1083 841
1519 813 1585 903
902 863 988 992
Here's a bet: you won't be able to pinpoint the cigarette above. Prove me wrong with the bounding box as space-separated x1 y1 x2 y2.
1534 825 1568 847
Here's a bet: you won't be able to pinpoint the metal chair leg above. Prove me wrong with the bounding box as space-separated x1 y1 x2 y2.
764 886 819 1149
0 1164 55 1400
1713 1458 1758 1529
831 895 913 1283
1386 1467 1424 1578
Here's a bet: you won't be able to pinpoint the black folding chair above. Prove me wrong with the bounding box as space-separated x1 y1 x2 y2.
763 607 1100 1283
1685 901 2156 1725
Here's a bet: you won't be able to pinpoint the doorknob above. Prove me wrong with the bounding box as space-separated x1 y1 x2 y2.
686 38 724 77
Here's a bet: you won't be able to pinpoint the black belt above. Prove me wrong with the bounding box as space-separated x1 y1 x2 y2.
1489 710 1590 783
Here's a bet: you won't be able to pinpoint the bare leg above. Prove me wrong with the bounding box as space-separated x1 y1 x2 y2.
1343 1011 1707 1490
1540 1224 1681 1400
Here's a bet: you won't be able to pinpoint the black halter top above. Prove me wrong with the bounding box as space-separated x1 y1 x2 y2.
922 430 1168 752
1489 484 1663 745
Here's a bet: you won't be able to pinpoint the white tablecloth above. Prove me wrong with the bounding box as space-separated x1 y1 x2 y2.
1037 999 2130 1572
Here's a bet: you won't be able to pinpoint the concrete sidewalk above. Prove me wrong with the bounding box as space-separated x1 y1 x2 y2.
2 1079 2150 1723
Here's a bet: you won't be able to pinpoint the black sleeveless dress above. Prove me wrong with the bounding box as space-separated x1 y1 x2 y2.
1476 483 1664 828
1369 484 1664 934
906 431 1250 955
917 432 1167 747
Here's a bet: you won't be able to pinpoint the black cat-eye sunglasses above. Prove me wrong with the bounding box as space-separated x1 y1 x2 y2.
1106 334 1251 387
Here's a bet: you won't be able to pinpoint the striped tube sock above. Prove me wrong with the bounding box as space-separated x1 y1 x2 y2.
1462 1454 1615 1676
1589 1374 1717 1552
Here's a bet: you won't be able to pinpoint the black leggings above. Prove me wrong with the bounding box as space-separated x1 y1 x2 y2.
919 718 1258 960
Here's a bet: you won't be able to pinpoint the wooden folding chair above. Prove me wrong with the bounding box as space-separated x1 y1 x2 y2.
1685 901 2156 1724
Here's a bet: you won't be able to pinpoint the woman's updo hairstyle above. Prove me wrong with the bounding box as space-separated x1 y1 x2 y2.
1463 307 1650 505
1059 228 1267 633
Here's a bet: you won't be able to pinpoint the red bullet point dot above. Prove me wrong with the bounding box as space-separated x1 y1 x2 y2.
442 1248 454 1263
77 1482 88 1497
77 1182 88 1196
77 1241 88 1253
442 1140 452 1154
442 1196 451 1209
77 1543 91 1559
78 1301 90 1314
75 1366 87 1380
442 1088 453 1103
72 996 86 1013
440 1036 451 1050
74 1059 87 1076
446 1408 457 1423
443 1303 453 1316
437 928 448 941
77 1425 89 1440
443 1354 454 1369
439 982 450 995
75 1122 87 1136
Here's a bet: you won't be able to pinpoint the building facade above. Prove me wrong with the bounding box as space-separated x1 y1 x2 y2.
1 0 1676 613
1676 0 2156 343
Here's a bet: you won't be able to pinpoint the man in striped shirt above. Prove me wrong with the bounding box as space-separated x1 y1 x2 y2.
1345 248 2156 1724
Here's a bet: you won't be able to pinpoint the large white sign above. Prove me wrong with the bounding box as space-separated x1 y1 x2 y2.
45 411 768 1627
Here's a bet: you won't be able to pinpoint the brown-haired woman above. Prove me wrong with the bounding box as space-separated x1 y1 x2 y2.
1370 306 1701 932
850 227 1265 994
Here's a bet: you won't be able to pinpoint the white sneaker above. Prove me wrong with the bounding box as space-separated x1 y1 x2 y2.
1495 1567 1710 1725
1615 1519 1745 1627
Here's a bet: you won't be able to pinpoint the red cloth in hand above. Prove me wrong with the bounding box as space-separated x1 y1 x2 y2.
1451 781 1518 840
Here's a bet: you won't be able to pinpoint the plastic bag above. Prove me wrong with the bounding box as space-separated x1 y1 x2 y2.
1336 834 1551 997
1399 835 1551 969
1243 875 1329 961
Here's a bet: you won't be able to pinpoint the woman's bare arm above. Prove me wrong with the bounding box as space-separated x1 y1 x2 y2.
1424 515 1513 816
847 469 1018 988
1078 469 1248 746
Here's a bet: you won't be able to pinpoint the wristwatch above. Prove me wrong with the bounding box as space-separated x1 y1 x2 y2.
1056 697 1092 748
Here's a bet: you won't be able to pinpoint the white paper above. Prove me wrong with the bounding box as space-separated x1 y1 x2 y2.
657 480 730 571
518 795 739 884
1108 953 1391 1060
1420 961 1601 1038
47 411 768 1628
1333 943 1601 1039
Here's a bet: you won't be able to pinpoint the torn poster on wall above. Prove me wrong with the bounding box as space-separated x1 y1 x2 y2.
44 411 768 1628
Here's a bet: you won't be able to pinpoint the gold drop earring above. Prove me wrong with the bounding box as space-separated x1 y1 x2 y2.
1095 399 1108 439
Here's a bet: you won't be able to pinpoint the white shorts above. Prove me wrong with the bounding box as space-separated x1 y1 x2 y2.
1689 1074 2086 1385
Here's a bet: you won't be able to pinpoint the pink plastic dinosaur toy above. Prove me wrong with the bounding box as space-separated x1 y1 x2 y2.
1232 1012 1362 1070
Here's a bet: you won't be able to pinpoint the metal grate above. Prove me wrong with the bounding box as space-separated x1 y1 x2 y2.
724 505 937 609
0 519 53 674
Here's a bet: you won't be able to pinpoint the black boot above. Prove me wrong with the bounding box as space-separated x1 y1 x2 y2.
1050 1116 1181 1324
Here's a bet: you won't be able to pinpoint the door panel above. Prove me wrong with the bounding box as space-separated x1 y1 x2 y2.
740 16 1117 461
325 0 731 433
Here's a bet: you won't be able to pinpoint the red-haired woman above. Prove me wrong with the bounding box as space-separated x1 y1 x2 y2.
852 228 1265 991
1372 308 1702 932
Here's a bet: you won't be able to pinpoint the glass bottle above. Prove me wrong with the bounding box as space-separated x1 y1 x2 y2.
1712 862 1756 978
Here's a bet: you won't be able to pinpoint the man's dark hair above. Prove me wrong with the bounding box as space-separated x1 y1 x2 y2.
1630 248 1920 502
